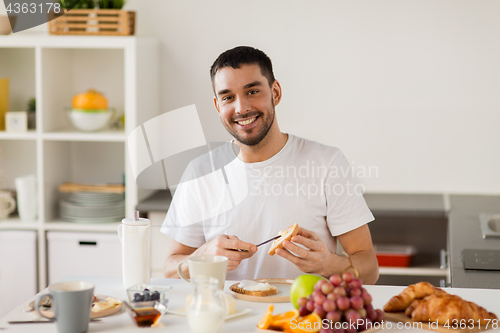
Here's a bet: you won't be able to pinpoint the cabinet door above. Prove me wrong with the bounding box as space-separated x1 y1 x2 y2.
47 231 121 284
0 230 37 318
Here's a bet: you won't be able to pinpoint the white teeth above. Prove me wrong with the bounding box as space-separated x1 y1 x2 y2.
237 117 256 126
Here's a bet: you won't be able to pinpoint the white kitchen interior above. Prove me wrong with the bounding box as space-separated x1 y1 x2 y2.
0 0 499 322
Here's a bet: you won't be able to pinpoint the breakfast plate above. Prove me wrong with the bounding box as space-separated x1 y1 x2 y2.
31 294 122 319
229 278 294 303
167 307 252 320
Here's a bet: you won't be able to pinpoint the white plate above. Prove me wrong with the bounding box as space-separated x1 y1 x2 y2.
167 307 252 321
229 278 294 303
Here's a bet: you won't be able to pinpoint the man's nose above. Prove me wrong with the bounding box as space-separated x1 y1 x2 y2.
234 96 250 114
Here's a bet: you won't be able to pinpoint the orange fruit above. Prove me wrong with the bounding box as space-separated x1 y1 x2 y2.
72 89 108 110
257 304 274 330
271 309 299 330
290 313 322 333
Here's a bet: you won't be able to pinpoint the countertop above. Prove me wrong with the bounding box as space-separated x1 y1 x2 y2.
1 276 499 332
449 195 500 289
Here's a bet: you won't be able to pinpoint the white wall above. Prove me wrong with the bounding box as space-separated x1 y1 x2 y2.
6 0 500 194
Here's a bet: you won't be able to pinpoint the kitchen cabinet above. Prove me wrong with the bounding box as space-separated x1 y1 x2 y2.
0 34 159 290
0 230 37 318
364 193 450 286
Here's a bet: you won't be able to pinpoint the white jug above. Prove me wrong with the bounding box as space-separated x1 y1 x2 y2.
117 211 151 288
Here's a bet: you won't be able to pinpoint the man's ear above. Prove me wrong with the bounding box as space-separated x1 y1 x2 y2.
272 80 282 106
213 96 221 114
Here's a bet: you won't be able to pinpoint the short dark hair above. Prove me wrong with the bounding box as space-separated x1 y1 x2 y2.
210 46 275 90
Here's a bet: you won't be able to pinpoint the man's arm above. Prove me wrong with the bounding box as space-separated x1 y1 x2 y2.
164 235 258 278
276 224 379 284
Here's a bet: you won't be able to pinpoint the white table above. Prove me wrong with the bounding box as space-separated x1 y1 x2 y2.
1 276 499 332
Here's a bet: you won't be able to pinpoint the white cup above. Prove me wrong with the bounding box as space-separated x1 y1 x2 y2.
0 190 16 219
15 174 37 221
177 255 228 290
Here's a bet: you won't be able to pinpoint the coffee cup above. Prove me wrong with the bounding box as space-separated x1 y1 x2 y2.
35 281 94 333
0 190 16 219
177 255 228 290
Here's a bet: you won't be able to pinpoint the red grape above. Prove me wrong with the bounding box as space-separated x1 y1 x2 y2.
342 272 354 283
306 300 315 312
348 278 362 289
299 305 310 317
375 309 386 322
345 309 362 323
315 279 327 291
323 299 336 312
327 292 339 302
326 311 342 323
345 329 357 333
333 286 347 297
314 305 326 319
349 288 362 297
336 296 350 311
367 309 378 322
319 328 334 333
333 329 346 333
298 297 308 307
364 303 373 312
356 307 367 318
329 275 342 286
321 282 334 295
361 290 372 306
314 292 326 305
349 296 363 310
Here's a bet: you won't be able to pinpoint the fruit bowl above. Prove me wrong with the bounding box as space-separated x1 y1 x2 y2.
126 284 172 310
68 109 114 132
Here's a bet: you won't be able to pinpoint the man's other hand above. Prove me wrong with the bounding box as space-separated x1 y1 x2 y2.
194 235 257 271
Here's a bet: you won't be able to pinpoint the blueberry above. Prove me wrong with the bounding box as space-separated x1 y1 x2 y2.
151 291 160 301
143 290 150 301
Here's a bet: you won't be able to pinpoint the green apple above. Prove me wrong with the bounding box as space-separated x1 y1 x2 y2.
290 274 328 309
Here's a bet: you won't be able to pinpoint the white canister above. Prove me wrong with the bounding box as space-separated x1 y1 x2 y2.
14 174 37 221
117 211 151 288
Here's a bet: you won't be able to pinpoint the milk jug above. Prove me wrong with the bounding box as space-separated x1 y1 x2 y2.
117 211 151 287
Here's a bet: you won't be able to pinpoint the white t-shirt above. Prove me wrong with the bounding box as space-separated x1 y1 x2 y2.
161 134 374 280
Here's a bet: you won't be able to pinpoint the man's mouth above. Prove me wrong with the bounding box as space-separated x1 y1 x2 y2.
236 116 258 126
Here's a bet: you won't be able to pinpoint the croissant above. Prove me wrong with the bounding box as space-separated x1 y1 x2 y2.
408 294 498 325
383 282 448 312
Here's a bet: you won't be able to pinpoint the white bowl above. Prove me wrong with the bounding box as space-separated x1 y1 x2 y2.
69 109 114 132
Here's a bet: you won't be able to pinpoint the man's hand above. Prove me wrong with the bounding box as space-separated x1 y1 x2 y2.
193 235 257 271
275 225 379 284
275 227 334 276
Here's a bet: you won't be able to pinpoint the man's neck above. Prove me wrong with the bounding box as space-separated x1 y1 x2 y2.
235 129 289 163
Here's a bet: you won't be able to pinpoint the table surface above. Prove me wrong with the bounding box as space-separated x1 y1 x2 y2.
1 276 499 333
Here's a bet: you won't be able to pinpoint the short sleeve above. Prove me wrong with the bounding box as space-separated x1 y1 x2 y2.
324 150 374 236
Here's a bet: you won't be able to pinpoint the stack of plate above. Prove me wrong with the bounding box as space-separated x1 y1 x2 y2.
59 192 125 223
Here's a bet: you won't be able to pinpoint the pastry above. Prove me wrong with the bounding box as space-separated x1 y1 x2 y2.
383 281 448 312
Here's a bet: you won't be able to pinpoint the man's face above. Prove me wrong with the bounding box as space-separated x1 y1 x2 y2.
213 64 281 146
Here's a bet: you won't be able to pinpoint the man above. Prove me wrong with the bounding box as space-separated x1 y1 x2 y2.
162 46 379 284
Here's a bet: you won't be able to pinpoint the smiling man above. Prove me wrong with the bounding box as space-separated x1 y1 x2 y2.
162 46 379 284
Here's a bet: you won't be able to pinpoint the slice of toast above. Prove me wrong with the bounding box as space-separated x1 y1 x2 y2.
268 223 300 256
230 284 278 297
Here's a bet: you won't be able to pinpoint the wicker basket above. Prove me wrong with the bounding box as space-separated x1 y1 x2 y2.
48 9 135 36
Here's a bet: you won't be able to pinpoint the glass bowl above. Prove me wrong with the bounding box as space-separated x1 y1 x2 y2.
124 300 167 327
126 284 172 309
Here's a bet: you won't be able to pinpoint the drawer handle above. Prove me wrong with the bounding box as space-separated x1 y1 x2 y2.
79 241 97 246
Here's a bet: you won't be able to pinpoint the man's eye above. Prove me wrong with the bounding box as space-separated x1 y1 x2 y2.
222 96 233 101
248 90 259 95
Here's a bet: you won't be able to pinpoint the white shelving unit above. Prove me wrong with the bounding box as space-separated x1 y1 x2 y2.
0 33 159 290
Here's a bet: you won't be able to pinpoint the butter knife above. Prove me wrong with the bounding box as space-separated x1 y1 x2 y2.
255 235 281 247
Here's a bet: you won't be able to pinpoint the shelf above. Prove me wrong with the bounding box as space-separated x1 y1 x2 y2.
44 221 121 232
0 130 38 140
0 219 39 230
42 128 126 142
